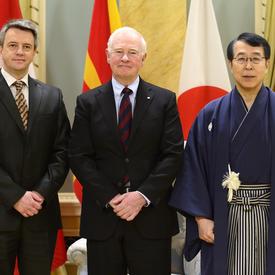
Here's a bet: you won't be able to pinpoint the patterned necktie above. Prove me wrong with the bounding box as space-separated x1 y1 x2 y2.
118 87 133 152
118 87 133 189
14 81 28 130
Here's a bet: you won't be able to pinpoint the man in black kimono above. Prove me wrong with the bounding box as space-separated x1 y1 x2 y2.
170 33 275 275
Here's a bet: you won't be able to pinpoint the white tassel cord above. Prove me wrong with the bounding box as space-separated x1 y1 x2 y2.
222 164 241 202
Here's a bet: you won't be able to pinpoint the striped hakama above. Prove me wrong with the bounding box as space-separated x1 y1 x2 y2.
227 184 271 275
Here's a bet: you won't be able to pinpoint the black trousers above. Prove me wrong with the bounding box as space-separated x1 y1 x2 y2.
87 220 171 275
0 223 56 275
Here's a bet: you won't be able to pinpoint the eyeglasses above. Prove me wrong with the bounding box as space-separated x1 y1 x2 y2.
233 56 266 65
111 49 140 59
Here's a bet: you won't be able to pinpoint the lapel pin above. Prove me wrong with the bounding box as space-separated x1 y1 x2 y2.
208 122 213 132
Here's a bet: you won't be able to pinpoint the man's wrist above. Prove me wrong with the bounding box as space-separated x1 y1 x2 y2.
136 191 150 207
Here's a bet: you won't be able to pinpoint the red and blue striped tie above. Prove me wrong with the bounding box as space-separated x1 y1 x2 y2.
118 87 133 189
118 87 133 152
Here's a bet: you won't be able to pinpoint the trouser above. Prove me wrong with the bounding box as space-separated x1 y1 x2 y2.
87 220 172 275
0 224 56 275
227 184 271 275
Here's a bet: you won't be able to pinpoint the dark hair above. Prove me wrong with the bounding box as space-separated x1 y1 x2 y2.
0 19 38 49
227 32 270 61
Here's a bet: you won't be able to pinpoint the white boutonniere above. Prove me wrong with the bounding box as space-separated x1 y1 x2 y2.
222 164 241 202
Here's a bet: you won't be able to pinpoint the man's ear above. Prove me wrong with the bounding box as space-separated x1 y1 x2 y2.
142 53 147 62
265 59 270 71
106 49 110 64
228 60 233 73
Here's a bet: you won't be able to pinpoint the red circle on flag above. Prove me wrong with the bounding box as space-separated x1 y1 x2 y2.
178 85 228 139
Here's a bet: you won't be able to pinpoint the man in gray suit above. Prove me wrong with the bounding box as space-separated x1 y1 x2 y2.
0 19 70 275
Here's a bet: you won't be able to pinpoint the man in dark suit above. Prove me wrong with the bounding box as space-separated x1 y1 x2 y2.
0 19 70 275
69 26 184 275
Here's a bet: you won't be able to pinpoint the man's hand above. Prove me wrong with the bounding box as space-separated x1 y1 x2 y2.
13 191 44 217
31 191 44 204
111 191 146 221
108 194 123 208
195 216 214 244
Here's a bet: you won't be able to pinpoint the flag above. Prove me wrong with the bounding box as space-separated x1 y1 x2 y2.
0 0 22 69
51 229 67 271
0 1 67 273
73 0 121 202
178 0 231 139
0 0 22 28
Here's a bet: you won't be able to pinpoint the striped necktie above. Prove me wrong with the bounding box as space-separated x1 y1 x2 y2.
118 87 133 152
14 81 28 130
118 87 133 189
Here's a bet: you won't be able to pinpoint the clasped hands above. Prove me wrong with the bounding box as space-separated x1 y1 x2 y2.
195 216 215 244
109 191 146 221
13 191 44 218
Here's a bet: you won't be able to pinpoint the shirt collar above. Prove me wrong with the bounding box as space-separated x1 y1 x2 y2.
112 76 140 98
1 67 29 87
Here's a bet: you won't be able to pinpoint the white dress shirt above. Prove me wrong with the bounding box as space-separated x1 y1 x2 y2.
112 76 139 121
1 67 29 107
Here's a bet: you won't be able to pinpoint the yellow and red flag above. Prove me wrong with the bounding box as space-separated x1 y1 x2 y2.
74 0 121 202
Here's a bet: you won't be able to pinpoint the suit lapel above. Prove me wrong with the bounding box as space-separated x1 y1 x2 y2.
27 77 42 133
95 82 123 151
0 73 25 133
130 80 154 141
95 80 154 152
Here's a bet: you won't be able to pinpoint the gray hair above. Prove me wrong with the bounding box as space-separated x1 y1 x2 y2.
0 19 38 49
107 26 147 55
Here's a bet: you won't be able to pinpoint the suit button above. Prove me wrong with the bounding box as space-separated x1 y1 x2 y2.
125 158 130 163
